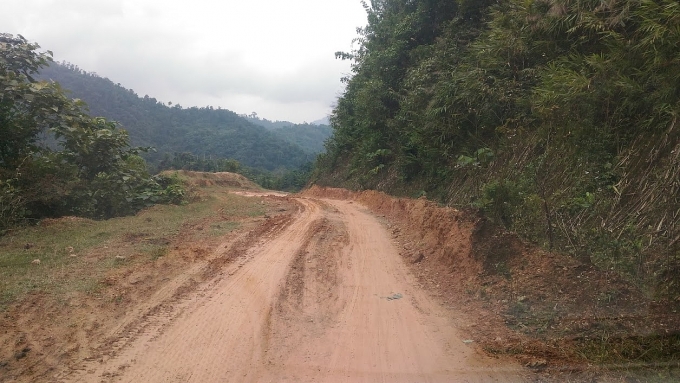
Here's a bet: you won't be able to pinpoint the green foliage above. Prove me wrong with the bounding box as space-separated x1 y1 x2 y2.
457 148 494 168
158 152 242 173
37 63 314 171
243 162 313 192
0 34 184 232
0 178 26 232
476 180 521 228
269 123 332 154
1 34 58 175
244 116 333 154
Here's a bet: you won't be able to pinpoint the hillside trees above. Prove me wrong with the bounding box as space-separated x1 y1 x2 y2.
316 0 680 291
37 63 317 171
0 34 181 232
322 0 467 187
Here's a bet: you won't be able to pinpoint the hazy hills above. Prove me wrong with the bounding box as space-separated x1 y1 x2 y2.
37 63 331 171
245 116 332 154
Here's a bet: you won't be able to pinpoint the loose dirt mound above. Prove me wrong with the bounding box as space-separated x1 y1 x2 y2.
167 170 261 189
303 186 680 380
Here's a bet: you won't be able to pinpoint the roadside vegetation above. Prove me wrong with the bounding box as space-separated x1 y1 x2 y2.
0 33 184 234
316 0 680 303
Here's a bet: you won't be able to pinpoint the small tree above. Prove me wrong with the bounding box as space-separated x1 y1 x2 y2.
0 34 182 230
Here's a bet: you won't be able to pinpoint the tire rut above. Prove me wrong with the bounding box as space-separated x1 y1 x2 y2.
60 196 526 383
60 201 308 382
265 213 350 366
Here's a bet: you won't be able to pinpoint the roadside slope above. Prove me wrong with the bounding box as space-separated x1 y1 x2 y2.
303 186 679 381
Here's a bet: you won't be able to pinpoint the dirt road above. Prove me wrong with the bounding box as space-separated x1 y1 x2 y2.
65 196 525 382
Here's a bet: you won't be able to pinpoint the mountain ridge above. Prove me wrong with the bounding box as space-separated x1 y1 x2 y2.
37 62 317 171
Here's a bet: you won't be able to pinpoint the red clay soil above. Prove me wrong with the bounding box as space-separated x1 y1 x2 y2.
0 195 298 383
58 193 526 382
303 186 680 381
2 183 678 382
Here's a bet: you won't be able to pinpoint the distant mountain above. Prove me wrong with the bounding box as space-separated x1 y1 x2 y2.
271 123 332 154
37 63 313 171
311 116 330 126
244 116 332 154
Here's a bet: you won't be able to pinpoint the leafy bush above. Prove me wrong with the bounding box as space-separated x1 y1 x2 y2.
476 180 521 228
0 34 184 230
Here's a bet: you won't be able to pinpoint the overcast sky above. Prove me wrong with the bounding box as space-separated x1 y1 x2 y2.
2 0 367 123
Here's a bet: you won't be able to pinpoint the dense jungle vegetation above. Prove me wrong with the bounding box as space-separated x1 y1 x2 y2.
315 0 680 296
245 115 333 154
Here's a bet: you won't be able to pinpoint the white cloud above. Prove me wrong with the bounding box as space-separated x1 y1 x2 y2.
1 0 365 122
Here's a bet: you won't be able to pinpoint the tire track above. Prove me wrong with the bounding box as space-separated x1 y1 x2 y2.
63 198 319 382
61 196 526 382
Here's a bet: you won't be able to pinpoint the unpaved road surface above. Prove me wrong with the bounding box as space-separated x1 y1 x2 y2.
64 196 525 382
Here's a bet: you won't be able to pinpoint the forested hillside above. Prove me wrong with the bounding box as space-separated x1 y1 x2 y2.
244 115 294 130
245 116 333 154
37 63 313 171
316 0 680 294
269 123 332 154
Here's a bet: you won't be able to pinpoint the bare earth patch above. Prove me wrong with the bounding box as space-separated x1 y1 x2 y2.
3 180 676 382
0 174 295 382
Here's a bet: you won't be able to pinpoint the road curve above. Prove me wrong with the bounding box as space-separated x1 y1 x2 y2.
66 196 525 382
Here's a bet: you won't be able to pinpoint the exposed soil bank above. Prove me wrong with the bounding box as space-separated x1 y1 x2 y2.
303 186 680 381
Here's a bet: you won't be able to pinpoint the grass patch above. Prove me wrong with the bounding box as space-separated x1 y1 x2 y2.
0 179 267 311
576 333 680 366
148 246 169 260
209 222 241 237
572 333 680 381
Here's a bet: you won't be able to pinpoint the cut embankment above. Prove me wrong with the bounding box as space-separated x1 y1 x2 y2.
303 186 678 380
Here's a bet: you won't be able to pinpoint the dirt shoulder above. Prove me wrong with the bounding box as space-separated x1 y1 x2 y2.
0 175 297 383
